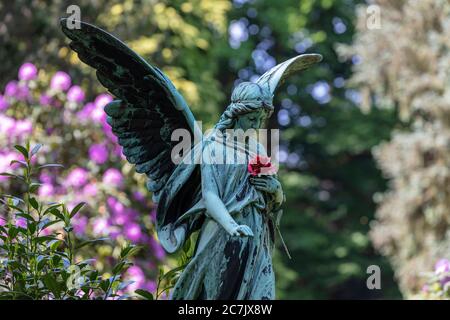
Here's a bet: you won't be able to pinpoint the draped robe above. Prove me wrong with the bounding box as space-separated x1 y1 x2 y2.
156 130 280 300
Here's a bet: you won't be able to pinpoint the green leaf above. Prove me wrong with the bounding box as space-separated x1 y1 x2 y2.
14 145 29 160
42 274 61 299
36 236 58 244
120 244 141 259
48 208 65 221
29 183 42 194
135 289 154 300
16 212 35 222
30 144 42 157
48 239 64 251
75 238 109 250
69 202 86 219
29 197 39 211
7 226 19 239
37 164 64 170
0 172 24 181
10 160 28 168
112 261 126 275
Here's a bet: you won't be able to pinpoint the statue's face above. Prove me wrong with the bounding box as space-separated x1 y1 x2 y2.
235 109 268 131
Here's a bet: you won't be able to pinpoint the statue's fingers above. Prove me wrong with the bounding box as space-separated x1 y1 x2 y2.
253 185 268 192
250 179 267 186
245 227 254 237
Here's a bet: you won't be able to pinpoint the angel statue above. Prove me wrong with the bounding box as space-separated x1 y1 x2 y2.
60 19 322 300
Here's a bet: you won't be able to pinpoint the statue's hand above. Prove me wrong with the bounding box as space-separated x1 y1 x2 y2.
228 224 254 237
250 175 284 205
250 175 282 194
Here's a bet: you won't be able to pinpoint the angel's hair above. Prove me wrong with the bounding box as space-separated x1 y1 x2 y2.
215 82 274 131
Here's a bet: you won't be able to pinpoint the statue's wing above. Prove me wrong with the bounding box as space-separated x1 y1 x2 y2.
256 54 322 95
60 19 201 198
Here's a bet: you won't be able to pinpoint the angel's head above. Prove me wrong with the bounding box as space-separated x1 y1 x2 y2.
215 82 274 131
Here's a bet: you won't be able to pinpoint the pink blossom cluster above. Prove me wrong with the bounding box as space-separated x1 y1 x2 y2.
0 62 166 296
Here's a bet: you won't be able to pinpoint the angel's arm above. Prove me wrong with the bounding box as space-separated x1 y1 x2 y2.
201 149 253 237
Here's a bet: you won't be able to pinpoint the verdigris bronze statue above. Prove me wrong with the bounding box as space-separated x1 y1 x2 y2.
60 19 322 300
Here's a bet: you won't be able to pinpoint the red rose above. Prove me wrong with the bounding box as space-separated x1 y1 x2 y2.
247 155 278 176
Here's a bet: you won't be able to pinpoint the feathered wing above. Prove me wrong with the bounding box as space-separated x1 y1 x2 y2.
60 19 201 201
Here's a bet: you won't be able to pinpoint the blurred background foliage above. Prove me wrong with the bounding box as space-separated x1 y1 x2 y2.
4 0 438 299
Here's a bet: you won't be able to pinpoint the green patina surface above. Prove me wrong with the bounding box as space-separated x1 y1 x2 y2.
60 18 321 300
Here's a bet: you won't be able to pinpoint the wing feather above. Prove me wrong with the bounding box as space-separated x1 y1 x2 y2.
61 19 196 197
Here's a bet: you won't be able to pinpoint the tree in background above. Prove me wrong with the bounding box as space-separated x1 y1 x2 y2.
342 0 450 296
0 0 230 124
216 0 399 298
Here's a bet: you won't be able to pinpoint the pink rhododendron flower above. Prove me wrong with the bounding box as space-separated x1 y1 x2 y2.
83 183 98 198
38 183 55 197
73 215 88 236
4 81 18 97
0 94 9 111
150 209 157 223
39 172 53 184
77 102 94 122
15 217 27 228
435 259 450 274
92 217 110 236
50 71 71 91
94 93 113 109
124 222 143 242
133 191 146 203
126 266 146 292
67 85 85 103
89 144 108 164
39 94 53 106
0 215 6 226
18 62 38 81
66 168 89 188
150 237 166 260
103 168 123 188
0 151 16 182
0 115 15 136
16 85 30 101
107 197 125 215
13 119 33 138
143 280 157 292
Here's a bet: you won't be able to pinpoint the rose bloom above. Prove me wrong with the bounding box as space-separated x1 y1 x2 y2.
66 168 89 188
247 155 278 176
50 71 71 91
102 168 123 188
67 85 85 103
89 144 108 164
18 62 38 81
